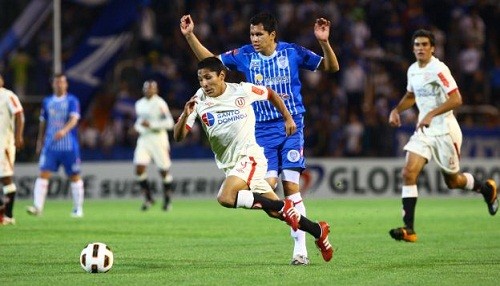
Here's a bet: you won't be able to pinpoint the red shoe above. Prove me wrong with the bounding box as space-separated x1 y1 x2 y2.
281 199 299 231
315 221 333 262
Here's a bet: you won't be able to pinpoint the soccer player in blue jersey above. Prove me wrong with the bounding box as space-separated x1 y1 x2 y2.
180 12 340 265
27 74 85 218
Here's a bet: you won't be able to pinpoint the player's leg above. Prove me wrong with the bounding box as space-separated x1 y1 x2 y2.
1 177 17 224
154 141 173 211
435 135 498 216
133 142 154 211
219 174 333 262
28 150 56 216
280 116 309 264
1 145 17 223
159 170 173 211
389 150 427 242
64 150 84 217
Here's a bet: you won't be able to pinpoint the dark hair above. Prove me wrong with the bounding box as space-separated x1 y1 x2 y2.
197 57 227 75
250 12 277 37
411 29 435 47
142 80 158 93
51 73 66 81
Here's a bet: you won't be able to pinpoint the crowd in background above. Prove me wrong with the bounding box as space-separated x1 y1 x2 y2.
0 0 499 162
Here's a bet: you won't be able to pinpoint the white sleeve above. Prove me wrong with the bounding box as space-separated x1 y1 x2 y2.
241 82 269 104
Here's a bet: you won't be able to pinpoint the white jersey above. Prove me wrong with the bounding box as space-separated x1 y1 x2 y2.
134 94 174 139
134 94 174 169
0 87 23 177
0 87 23 146
407 56 460 136
185 82 270 169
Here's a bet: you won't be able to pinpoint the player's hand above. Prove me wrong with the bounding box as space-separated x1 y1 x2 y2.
141 120 150 128
284 118 297 136
388 109 401 127
417 113 432 132
314 18 331 42
183 96 197 116
180 15 194 36
54 130 66 140
15 136 24 149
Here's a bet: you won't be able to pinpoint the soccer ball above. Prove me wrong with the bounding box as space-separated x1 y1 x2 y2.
80 242 114 273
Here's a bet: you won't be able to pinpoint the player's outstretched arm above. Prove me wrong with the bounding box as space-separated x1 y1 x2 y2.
173 96 196 142
314 18 339 72
180 14 216 61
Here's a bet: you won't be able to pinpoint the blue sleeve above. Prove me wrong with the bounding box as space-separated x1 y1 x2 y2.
291 43 322 71
69 95 81 118
219 45 251 72
40 98 48 122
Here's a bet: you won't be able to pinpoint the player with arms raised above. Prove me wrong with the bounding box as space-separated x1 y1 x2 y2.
181 11 339 265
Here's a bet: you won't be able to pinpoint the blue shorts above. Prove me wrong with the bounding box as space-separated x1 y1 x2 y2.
255 114 305 174
39 149 82 176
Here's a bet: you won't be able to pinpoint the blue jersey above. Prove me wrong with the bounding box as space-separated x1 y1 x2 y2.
40 94 81 152
220 42 322 122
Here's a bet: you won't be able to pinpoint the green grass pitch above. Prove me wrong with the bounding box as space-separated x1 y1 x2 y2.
1 198 499 285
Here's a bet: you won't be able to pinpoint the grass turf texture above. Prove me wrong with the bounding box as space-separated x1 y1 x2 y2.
1 198 499 286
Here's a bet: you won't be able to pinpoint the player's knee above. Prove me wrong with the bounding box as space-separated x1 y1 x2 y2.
217 193 235 208
401 167 418 183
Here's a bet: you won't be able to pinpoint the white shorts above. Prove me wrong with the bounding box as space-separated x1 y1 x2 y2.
0 143 16 177
225 151 272 194
404 128 462 174
133 134 171 170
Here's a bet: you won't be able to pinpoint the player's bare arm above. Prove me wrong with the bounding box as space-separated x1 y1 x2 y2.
417 89 463 131
389 91 416 127
14 111 25 149
267 87 296 136
55 115 79 140
180 14 216 61
36 120 46 155
173 96 197 142
315 18 339 72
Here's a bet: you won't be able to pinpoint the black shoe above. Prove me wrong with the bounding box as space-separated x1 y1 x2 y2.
141 200 154 211
389 227 417 242
481 179 498 216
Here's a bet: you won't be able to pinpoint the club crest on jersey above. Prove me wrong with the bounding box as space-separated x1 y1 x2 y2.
235 97 245 108
250 59 260 69
254 73 264 84
277 55 288 69
201 112 216 126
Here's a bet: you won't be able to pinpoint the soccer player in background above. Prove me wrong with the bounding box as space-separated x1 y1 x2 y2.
133 80 175 211
27 74 85 217
0 74 24 225
388 29 498 242
174 57 333 262
180 11 339 265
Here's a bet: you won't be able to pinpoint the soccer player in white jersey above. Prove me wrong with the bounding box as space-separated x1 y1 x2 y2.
27 74 85 218
174 57 333 262
133 80 175 211
0 74 24 225
181 11 340 265
388 29 498 242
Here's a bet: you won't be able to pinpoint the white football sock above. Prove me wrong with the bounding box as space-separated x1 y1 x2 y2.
235 190 254 208
287 192 308 257
33 178 49 211
71 180 84 212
